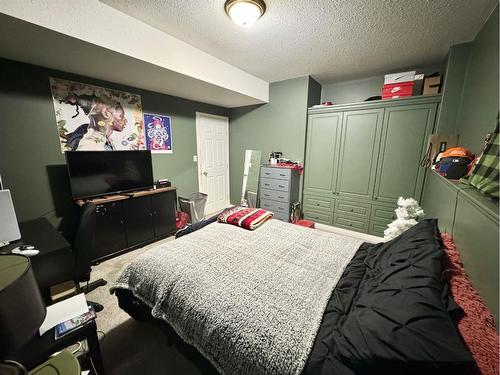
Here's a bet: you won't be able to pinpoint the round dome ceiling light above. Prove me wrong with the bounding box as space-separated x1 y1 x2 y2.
224 0 266 27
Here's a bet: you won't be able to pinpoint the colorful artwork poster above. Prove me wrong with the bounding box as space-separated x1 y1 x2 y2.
144 113 173 153
49 77 145 153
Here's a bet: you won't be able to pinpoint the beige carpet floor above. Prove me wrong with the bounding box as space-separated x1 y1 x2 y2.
85 236 217 375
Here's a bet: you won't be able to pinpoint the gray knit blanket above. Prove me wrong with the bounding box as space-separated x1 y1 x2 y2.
112 220 363 375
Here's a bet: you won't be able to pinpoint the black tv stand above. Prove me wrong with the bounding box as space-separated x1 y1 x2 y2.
75 186 177 262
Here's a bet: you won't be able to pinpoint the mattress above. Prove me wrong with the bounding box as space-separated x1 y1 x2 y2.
113 219 475 375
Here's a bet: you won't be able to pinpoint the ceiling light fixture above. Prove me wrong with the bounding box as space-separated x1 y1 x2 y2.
224 0 266 27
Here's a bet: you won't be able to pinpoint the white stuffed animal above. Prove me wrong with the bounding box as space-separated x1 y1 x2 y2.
383 197 425 240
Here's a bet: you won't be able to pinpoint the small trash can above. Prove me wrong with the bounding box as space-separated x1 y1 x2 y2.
178 192 208 224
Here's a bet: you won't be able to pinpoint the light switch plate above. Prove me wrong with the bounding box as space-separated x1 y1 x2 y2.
193 155 198 162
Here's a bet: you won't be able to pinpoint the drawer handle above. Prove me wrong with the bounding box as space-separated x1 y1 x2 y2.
349 223 352 226
278 207 284 210
264 183 270 186
278 196 285 199
316 203 320 206
349 208 353 212
265 172 271 175
278 185 285 188
264 193 270 197
279 174 286 177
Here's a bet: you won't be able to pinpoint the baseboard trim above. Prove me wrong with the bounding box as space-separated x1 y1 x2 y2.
314 223 387 244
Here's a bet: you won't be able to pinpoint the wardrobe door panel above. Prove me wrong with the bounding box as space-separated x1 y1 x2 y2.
304 113 341 197
374 104 436 203
337 109 383 200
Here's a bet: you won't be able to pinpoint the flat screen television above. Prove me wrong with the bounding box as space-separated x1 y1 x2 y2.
65 150 154 200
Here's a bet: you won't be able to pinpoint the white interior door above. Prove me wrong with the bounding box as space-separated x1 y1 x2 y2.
196 112 230 215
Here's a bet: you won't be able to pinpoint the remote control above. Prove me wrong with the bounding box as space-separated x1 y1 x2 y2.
11 247 40 257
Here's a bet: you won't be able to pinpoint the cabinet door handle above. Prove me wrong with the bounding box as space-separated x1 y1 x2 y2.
265 172 271 175
278 185 285 188
316 203 320 206
349 208 353 212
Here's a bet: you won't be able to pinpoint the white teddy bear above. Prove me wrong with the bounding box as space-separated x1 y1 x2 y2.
383 197 425 240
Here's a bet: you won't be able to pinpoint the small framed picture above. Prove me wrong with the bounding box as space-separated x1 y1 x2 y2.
144 113 173 153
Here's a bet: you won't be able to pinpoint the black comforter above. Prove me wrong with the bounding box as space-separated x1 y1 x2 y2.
116 219 475 374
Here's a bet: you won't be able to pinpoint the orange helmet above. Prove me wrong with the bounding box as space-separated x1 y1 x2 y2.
440 147 474 161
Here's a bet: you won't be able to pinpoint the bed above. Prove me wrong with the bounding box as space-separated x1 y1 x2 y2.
111 218 476 375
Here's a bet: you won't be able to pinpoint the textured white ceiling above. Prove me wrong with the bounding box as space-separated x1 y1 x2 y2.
101 0 496 83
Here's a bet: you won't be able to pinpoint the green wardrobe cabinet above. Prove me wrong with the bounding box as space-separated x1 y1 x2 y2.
303 95 441 236
421 170 499 323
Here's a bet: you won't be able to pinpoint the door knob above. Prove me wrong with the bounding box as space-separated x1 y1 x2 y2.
203 171 208 176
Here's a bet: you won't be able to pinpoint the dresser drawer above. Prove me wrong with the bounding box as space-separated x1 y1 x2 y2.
333 214 368 233
303 210 333 225
260 178 289 192
260 188 289 203
261 167 291 180
303 195 333 210
273 211 290 222
371 205 396 221
369 220 389 237
260 199 289 214
336 200 370 217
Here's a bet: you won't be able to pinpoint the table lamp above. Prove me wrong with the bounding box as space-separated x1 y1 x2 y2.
0 254 46 369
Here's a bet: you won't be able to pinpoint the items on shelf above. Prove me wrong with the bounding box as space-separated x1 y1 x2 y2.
311 101 335 108
382 71 416 100
382 71 441 100
434 147 475 180
267 152 303 174
423 73 442 95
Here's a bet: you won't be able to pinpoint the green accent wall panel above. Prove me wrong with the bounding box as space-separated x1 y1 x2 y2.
0 58 228 238
229 76 321 205
453 190 499 323
455 6 499 154
337 109 382 200
421 170 458 234
436 43 472 134
304 113 341 197
374 103 436 203
422 170 499 324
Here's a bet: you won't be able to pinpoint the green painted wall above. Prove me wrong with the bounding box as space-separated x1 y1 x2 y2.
228 76 321 204
436 43 472 134
455 6 499 153
0 58 228 238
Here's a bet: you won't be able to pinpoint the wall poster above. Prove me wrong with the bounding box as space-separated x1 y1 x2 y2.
49 77 145 152
144 113 173 153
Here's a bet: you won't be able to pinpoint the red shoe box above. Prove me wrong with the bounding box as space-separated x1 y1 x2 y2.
382 81 414 99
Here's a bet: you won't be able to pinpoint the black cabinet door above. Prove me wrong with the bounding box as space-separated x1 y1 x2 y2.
152 191 177 237
123 195 155 247
94 202 127 260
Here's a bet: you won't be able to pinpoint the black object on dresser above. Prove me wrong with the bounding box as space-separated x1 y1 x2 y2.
76 187 177 263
